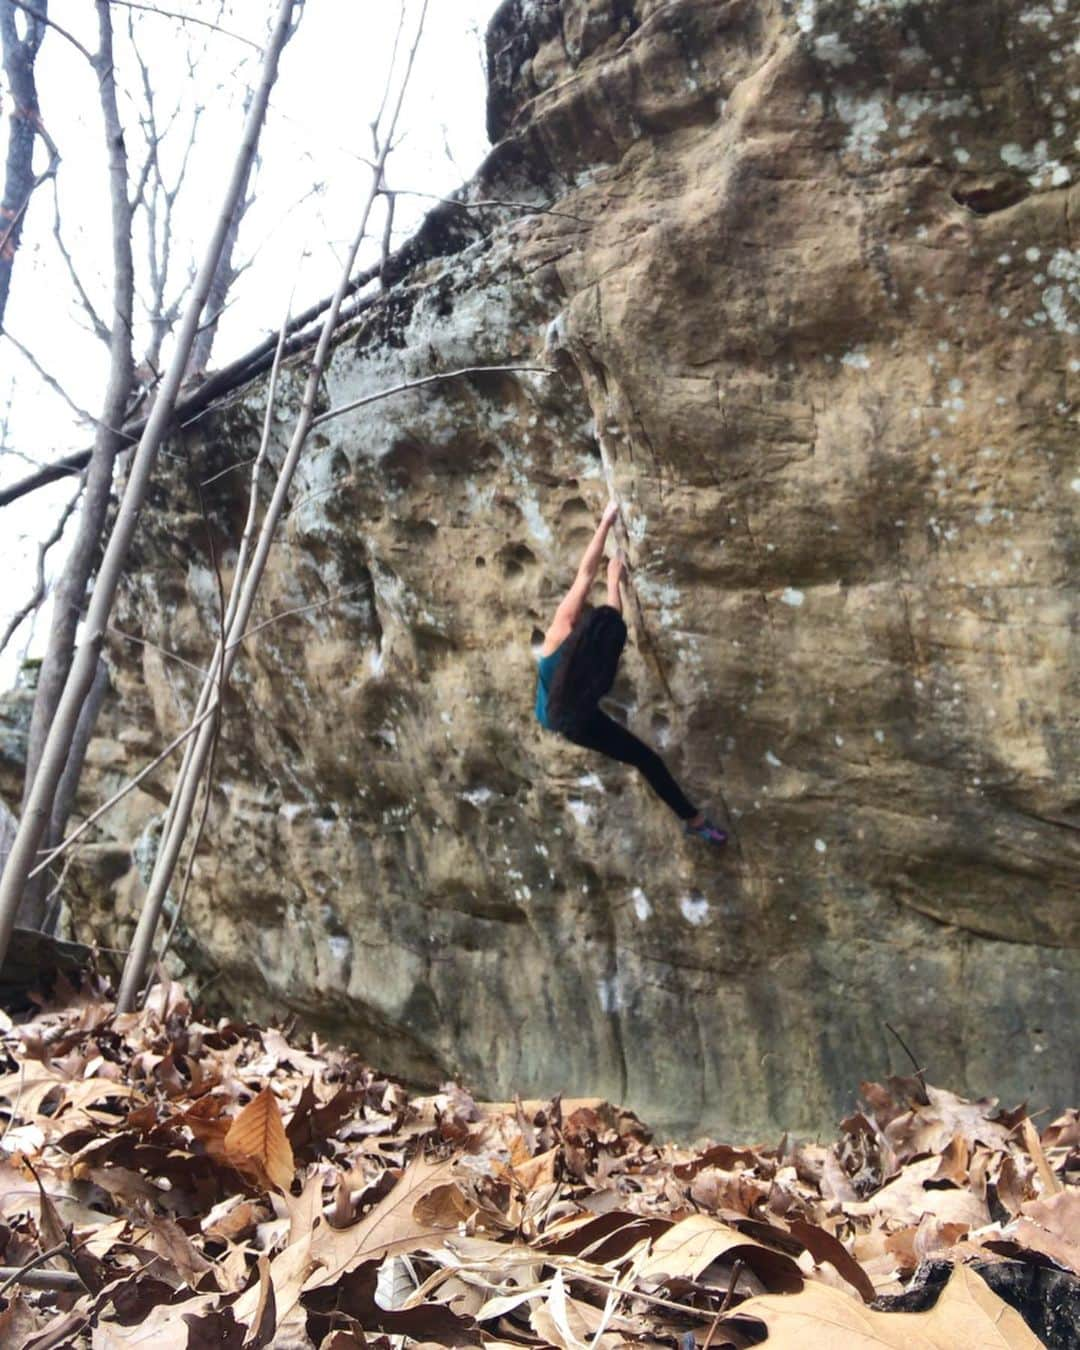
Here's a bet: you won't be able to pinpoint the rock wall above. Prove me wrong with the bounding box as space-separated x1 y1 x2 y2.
39 0 1080 1137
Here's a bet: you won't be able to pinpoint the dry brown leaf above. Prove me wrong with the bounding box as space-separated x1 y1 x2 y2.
785 1216 875 1302
1020 1187 1080 1245
141 1216 217 1290
201 1195 265 1243
1041 1109 1079 1151
1021 1116 1062 1195
846 1156 990 1228
503 1144 559 1192
638 1212 803 1292
306 1151 462 1287
245 1254 277 1350
92 1292 220 1348
731 1262 1041 1348
234 1151 461 1333
223 1086 295 1191
413 1180 478 1230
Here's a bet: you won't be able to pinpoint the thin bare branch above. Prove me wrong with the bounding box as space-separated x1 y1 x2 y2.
5 1 93 62
0 1246 83 1298
107 624 210 677
51 180 110 344
105 0 259 50
0 477 84 657
150 479 225 982
370 0 407 153
234 585 367 646
310 363 556 430
3 330 99 426
26 700 219 880
378 187 395 288
391 186 593 224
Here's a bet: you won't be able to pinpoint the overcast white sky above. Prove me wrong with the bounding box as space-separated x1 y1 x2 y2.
0 0 501 687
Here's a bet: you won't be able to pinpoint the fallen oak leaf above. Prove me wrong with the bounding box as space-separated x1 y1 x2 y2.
1020 1188 1080 1250
89 1292 222 1348
725 1263 1040 1348
673 1143 765 1181
301 1259 479 1345
140 1215 218 1292
305 1151 464 1289
540 1210 672 1263
286 1081 363 1162
498 1144 560 1192
786 1217 876 1303
638 1213 803 1294
233 1151 461 1330
244 1254 277 1350
223 1087 294 1191
413 1181 478 1231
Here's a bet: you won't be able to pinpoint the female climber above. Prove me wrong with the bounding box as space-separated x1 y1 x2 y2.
535 501 727 845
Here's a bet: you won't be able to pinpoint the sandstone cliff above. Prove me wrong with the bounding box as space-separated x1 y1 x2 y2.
11 0 1077 1137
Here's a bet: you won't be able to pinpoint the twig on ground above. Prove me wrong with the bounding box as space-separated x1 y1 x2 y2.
0 1246 83 1298
719 1259 744 1315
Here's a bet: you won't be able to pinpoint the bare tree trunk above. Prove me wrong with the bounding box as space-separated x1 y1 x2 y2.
16 0 135 928
0 0 50 331
185 133 254 377
0 0 298 965
42 656 108 932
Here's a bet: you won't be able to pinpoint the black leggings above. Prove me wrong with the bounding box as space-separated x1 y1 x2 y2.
563 708 697 821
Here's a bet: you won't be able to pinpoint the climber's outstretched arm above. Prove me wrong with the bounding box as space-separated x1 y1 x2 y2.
542 501 619 653
606 552 625 615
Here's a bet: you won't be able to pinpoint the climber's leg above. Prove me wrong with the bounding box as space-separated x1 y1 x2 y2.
565 708 698 821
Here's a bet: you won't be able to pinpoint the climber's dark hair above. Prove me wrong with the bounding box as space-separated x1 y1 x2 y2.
547 604 628 735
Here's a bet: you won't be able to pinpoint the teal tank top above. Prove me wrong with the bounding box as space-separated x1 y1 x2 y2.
534 643 566 729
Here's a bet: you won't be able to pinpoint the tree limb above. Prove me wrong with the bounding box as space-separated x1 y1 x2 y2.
3 329 100 426
105 0 259 50
51 179 111 344
0 0 58 330
5 1 93 62
0 475 84 657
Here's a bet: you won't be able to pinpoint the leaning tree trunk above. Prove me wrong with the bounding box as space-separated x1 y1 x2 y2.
185 125 255 377
0 0 50 331
17 1 136 929
0 0 299 963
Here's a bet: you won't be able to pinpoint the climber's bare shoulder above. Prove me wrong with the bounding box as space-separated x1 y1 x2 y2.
541 580 588 655
540 612 573 656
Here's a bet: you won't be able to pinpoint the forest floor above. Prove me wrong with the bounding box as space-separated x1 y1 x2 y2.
0 974 1076 1348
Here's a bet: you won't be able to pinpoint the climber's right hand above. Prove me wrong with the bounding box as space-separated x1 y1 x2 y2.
606 552 626 587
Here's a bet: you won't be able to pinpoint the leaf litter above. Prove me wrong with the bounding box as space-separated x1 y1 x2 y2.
0 975 1075 1348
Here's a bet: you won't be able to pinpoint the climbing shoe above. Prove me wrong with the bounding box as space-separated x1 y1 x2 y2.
685 817 728 847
